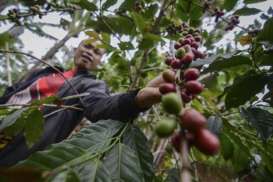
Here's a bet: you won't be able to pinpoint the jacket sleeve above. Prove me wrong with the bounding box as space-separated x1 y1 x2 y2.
81 80 147 122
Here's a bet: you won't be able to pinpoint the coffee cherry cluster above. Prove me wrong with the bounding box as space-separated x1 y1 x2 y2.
165 30 206 70
166 22 190 35
181 68 203 103
225 15 240 31
172 109 220 155
213 8 224 23
154 24 220 156
211 8 240 31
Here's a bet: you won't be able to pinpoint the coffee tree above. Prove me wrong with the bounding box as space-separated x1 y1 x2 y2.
0 0 273 181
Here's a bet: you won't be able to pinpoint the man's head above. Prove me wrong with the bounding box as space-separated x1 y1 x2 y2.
74 39 105 71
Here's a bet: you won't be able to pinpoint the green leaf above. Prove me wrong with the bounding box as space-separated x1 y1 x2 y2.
220 133 234 160
0 108 27 131
122 125 154 181
223 0 238 10
103 143 144 182
50 169 80 182
16 120 124 173
234 7 261 16
24 109 44 147
257 18 273 43
73 160 111 182
102 0 118 10
231 145 250 172
89 15 136 35
118 41 134 50
260 51 273 66
131 12 146 33
70 0 97 11
190 3 203 20
2 108 44 148
143 4 159 19
139 33 161 50
204 54 252 73
244 0 266 4
240 107 273 141
0 32 14 48
165 168 179 182
118 0 135 12
225 71 268 109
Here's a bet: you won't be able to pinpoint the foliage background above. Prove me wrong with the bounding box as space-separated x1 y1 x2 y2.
0 0 273 181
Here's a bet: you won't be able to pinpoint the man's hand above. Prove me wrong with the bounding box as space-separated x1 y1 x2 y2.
135 70 176 109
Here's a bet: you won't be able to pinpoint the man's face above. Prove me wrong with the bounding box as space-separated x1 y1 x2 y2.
74 41 105 70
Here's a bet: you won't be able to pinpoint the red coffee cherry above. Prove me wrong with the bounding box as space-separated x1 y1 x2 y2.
180 108 206 131
194 129 220 155
171 59 182 69
185 80 204 94
159 83 176 94
190 41 199 49
183 68 200 81
181 52 194 64
171 131 195 152
181 91 193 103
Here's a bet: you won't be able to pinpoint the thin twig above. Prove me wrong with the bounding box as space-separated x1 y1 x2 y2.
193 1 249 32
129 0 172 90
179 130 192 182
0 103 83 111
0 7 81 22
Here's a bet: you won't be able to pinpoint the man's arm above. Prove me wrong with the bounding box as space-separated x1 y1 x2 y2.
82 70 175 122
81 81 147 122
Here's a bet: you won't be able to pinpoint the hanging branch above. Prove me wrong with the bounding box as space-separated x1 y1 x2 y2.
193 1 250 33
129 0 173 90
5 43 12 86
0 103 83 111
179 130 192 182
0 7 81 22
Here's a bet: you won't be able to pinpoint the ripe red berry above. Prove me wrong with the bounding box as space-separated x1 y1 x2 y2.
184 68 200 81
181 52 194 64
159 83 176 94
171 59 182 69
171 131 195 152
181 91 193 103
180 109 207 131
190 41 199 49
194 129 220 155
192 48 206 59
185 80 204 94
188 37 195 44
171 132 182 152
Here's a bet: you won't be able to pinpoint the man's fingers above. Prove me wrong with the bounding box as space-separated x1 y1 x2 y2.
135 87 162 109
146 69 176 88
146 75 164 87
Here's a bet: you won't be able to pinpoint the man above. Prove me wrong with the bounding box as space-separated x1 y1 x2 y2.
0 39 174 166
